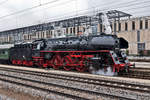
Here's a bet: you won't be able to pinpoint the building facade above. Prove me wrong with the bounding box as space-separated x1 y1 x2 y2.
113 16 150 55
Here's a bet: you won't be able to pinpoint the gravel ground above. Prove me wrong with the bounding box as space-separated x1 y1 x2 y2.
0 81 64 100
0 70 150 100
0 86 43 100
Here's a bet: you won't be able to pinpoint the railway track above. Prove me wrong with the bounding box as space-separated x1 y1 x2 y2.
121 67 150 80
0 67 136 100
0 66 149 100
0 76 87 100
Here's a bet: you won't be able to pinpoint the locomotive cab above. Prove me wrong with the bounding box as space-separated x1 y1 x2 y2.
32 39 46 57
32 39 46 50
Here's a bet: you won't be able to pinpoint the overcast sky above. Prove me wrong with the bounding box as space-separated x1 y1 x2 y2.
0 0 150 31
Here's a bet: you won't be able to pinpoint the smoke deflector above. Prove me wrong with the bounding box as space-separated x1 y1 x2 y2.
119 38 129 49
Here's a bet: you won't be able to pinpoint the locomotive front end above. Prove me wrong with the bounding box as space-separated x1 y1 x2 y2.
87 35 132 76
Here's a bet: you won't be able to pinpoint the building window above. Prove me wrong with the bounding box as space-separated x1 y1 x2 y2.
125 22 128 31
83 27 85 32
77 27 79 33
100 24 103 32
132 21 135 30
140 20 143 29
73 27 75 34
38 33 39 39
118 23 121 31
42 32 45 38
145 20 148 29
29 35 31 40
50 31 53 36
66 28 68 34
114 23 116 32
138 43 145 53
70 28 72 34
137 30 140 42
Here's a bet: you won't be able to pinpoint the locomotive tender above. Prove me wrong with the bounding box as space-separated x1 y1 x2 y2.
0 33 132 76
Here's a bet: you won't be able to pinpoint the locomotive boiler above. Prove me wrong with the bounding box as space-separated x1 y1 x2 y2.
33 34 128 51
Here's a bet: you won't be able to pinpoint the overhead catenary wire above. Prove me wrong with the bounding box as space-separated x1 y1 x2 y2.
0 0 77 21
2 3 150 32
96 0 150 10
0 0 149 20
0 0 61 19
41 0 150 23
0 2 150 30
104 1 150 12
20 0 150 19
0 0 150 31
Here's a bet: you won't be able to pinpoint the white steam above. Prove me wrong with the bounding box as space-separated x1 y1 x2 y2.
89 66 118 76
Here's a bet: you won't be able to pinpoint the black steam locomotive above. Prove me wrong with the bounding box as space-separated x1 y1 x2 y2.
6 33 132 76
